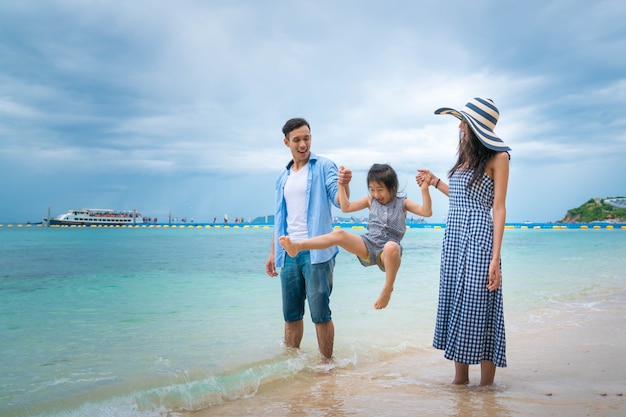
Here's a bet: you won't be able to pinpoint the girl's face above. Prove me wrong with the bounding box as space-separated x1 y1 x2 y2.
459 118 470 142
368 181 392 205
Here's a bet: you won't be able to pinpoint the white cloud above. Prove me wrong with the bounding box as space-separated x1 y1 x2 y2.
1 0 626 223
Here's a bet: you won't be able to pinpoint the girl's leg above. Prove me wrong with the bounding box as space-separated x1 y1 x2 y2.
374 241 401 309
280 229 368 259
453 362 470 385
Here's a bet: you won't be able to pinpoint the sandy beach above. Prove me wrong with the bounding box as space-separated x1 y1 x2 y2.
177 289 626 417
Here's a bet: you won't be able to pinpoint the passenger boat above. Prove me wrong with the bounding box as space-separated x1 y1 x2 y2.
44 209 144 226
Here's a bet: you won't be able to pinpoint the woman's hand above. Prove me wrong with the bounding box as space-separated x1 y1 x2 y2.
416 169 436 186
487 258 501 291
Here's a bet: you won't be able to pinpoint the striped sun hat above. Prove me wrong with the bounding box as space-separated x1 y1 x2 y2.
435 97 511 151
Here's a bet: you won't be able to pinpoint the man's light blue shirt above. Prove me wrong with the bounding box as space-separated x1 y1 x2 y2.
274 152 340 268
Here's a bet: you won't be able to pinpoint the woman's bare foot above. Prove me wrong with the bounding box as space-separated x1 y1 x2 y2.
279 236 300 258
453 362 470 385
373 287 393 309
452 378 470 385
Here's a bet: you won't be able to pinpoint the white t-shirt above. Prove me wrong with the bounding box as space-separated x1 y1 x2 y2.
284 163 309 241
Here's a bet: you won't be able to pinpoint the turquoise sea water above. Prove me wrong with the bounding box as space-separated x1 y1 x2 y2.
1 225 625 417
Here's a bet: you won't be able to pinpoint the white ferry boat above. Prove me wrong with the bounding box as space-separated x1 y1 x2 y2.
44 209 144 226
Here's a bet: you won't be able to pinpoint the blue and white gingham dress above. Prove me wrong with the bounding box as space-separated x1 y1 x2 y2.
433 169 506 368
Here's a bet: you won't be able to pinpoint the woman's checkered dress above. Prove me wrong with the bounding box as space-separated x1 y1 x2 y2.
433 168 506 368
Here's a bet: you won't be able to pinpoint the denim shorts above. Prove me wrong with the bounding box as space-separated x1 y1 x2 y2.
280 251 335 324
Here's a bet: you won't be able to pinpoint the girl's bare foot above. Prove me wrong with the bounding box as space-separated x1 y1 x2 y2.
373 287 393 309
279 236 299 258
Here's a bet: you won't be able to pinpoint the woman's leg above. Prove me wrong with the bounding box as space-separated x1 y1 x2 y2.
453 361 470 385
480 360 496 386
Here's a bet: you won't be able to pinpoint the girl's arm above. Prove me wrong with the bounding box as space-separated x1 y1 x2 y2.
405 178 433 217
338 183 370 213
488 152 510 291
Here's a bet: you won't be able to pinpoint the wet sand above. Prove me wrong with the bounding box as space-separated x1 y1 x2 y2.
176 291 626 417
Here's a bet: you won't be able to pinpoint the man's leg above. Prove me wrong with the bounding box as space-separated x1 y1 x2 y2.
280 253 306 350
315 320 334 359
306 255 335 358
285 320 304 349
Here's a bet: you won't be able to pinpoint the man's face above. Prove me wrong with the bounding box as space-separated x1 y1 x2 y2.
284 125 311 165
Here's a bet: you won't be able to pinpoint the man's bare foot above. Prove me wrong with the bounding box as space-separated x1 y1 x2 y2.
279 236 299 258
373 288 393 309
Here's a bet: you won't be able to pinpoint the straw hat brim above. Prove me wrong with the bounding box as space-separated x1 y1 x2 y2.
435 106 511 152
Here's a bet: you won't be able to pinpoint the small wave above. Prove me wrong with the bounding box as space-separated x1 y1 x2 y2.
136 349 366 413
13 351 348 417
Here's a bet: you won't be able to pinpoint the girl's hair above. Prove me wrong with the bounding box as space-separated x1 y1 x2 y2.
448 120 497 187
367 164 399 196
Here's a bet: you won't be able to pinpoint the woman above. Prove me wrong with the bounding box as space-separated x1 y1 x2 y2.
418 97 510 386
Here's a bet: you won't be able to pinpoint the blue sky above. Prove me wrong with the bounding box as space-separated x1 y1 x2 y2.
1 0 625 224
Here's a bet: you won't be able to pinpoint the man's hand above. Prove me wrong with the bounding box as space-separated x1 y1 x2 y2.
338 166 352 185
265 256 278 277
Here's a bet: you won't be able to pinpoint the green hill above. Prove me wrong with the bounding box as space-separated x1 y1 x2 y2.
561 197 626 223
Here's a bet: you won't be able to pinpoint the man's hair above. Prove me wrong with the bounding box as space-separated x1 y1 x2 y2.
282 118 310 138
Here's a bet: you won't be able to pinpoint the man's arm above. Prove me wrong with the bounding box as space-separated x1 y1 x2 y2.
337 165 352 203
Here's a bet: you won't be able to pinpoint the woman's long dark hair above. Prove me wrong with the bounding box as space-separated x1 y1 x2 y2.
448 121 497 187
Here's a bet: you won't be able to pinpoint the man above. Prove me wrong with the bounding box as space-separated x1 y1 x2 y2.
265 117 351 359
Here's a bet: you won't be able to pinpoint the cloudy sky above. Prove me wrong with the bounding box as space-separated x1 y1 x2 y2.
1 0 625 224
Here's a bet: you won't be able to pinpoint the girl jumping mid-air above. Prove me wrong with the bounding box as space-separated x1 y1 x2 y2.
280 163 432 309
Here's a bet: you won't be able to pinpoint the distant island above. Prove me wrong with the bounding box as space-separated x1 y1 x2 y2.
561 197 626 223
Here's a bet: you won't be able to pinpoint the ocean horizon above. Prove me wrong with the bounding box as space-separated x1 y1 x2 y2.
2 220 626 229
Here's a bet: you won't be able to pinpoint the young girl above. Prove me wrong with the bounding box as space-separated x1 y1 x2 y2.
280 163 432 309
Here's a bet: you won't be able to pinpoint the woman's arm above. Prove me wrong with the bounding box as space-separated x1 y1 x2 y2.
488 152 510 291
417 169 449 197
